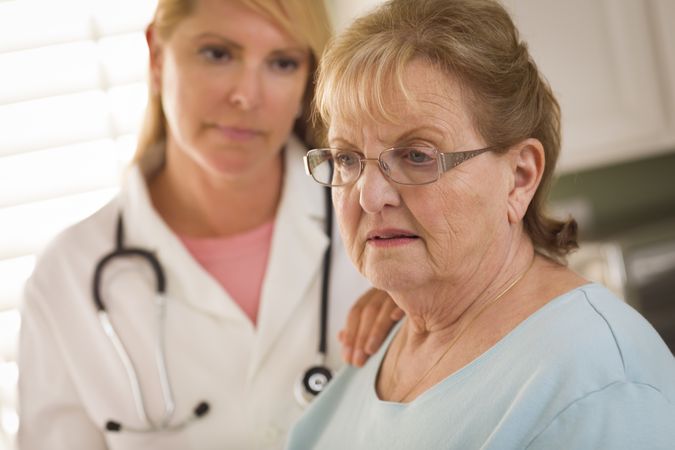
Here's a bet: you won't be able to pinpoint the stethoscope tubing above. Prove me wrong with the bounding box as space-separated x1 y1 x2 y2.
153 292 176 428
318 186 333 356
93 215 194 432
94 186 334 430
97 311 152 427
294 187 335 406
92 215 166 311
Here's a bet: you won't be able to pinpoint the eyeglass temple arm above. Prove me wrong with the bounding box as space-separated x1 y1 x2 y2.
438 146 498 172
303 155 312 176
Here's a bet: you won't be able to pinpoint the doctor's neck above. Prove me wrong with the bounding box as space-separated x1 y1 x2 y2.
147 145 283 238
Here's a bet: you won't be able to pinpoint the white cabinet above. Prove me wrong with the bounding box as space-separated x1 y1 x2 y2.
503 0 675 173
328 0 675 174
328 0 382 32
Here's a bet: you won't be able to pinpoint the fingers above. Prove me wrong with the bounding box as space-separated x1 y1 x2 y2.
350 293 383 367
363 299 402 355
390 305 405 321
339 289 403 367
339 297 364 365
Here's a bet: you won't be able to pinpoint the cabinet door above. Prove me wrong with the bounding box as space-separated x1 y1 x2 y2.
329 0 382 32
652 0 675 131
487 0 675 172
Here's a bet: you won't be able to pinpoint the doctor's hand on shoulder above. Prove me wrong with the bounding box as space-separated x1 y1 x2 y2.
340 289 404 367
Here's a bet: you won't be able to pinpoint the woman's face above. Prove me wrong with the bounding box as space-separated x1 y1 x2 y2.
331 60 513 294
151 0 310 179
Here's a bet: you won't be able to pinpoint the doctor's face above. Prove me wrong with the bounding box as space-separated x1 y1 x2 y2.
150 0 311 179
330 60 512 294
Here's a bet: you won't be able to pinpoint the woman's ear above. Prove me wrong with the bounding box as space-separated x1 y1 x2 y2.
146 24 163 96
506 138 545 224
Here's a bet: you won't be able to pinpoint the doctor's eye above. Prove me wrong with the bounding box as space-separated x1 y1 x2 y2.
199 46 232 63
269 56 301 74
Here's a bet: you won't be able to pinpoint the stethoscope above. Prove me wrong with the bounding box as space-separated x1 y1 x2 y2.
293 187 334 406
92 187 334 433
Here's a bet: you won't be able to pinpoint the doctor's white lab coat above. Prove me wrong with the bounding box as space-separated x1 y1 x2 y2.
18 138 370 450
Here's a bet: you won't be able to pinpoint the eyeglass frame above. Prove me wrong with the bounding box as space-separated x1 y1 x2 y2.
303 145 503 187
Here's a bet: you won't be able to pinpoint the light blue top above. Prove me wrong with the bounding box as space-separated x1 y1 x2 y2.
286 284 675 449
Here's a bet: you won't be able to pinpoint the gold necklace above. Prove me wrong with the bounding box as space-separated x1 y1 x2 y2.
390 257 535 403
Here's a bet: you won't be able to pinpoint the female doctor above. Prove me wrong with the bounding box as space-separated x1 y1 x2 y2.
18 1 401 449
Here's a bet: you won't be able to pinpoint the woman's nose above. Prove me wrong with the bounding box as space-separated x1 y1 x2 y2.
358 161 400 214
228 66 263 110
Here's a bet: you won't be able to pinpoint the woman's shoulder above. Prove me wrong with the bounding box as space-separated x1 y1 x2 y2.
526 283 660 350
523 285 675 448
564 283 668 356
28 194 120 285
573 284 675 389
515 283 675 397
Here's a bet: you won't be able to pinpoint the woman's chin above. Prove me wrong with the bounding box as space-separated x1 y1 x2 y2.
363 264 425 295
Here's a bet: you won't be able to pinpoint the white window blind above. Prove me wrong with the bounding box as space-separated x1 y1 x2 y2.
0 1 157 447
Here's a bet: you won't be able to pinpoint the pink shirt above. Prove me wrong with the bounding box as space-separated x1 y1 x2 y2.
179 221 275 325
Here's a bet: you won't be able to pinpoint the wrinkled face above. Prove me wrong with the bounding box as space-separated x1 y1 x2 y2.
330 59 513 293
151 0 310 179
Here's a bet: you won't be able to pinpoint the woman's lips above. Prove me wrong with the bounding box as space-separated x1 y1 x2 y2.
366 229 419 247
212 124 265 141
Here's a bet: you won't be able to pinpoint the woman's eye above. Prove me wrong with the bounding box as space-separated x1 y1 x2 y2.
404 149 434 164
335 152 359 167
199 46 231 62
270 57 300 73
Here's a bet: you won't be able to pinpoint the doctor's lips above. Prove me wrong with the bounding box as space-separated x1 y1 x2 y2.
210 123 266 141
366 229 419 247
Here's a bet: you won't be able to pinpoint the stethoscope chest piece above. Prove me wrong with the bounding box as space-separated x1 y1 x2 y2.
294 365 333 406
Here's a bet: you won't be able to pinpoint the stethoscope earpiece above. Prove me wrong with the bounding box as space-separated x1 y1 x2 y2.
105 400 211 433
294 365 333 406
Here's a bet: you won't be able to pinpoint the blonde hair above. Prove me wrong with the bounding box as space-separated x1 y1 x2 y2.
315 0 577 259
134 0 332 167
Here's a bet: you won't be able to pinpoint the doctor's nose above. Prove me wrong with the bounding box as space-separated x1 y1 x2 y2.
228 67 263 111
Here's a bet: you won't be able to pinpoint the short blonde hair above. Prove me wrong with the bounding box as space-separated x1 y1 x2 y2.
134 0 332 167
315 0 577 259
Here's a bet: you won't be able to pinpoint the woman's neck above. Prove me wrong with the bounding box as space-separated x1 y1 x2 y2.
377 235 587 403
394 236 536 343
377 241 539 403
147 144 283 238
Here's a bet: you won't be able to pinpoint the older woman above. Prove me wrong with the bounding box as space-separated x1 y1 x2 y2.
287 0 675 448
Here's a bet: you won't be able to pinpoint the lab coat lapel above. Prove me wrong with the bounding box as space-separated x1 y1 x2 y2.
122 166 249 323
249 138 328 377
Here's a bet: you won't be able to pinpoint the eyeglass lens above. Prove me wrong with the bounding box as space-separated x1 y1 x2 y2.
308 148 440 186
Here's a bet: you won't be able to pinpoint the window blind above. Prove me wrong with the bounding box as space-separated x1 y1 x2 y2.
0 1 157 447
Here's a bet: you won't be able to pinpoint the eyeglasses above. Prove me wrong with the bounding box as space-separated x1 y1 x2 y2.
303 146 500 187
